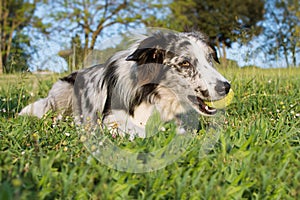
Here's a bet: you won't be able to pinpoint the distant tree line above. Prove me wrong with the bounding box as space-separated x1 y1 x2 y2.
0 0 299 74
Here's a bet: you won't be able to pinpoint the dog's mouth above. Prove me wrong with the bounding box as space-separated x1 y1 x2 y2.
187 95 217 115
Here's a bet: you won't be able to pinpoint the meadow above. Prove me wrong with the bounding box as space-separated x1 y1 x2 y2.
0 67 299 199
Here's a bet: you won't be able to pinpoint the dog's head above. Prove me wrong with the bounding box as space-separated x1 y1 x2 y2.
126 31 231 116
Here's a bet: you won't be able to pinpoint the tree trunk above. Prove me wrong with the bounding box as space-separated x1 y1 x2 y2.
215 40 222 63
291 45 296 67
4 23 15 73
90 26 102 51
221 41 227 67
72 45 76 72
0 53 3 75
283 45 290 68
0 34 3 74
0 0 3 74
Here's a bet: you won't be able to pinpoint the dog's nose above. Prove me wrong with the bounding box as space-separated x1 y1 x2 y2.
215 80 231 95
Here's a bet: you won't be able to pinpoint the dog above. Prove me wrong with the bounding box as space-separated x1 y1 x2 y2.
19 30 231 137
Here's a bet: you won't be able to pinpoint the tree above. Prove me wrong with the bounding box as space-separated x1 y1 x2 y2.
59 34 84 71
5 32 31 73
0 0 46 74
159 0 265 65
43 0 163 71
260 0 300 68
286 0 299 67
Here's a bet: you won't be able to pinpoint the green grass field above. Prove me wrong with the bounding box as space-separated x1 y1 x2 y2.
0 67 299 199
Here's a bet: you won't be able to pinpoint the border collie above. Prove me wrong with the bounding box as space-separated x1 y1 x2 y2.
20 30 231 137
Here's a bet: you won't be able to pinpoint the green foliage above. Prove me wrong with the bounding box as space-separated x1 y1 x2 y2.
5 33 31 73
0 0 48 74
158 0 265 64
0 68 300 199
165 0 264 44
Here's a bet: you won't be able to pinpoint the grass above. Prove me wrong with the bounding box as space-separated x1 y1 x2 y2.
0 67 300 199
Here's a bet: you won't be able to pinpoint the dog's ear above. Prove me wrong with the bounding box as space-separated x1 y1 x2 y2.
126 48 165 64
126 34 166 65
126 47 166 85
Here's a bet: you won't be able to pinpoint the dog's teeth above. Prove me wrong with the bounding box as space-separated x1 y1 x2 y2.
205 105 217 113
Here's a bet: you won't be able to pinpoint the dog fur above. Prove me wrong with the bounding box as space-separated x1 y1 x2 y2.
20 31 231 137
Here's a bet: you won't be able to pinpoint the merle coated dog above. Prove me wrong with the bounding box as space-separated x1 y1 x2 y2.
20 31 230 137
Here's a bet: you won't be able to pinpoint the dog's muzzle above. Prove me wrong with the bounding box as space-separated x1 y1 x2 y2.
187 81 232 115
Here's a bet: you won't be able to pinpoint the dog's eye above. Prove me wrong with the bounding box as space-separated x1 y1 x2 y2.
179 61 191 67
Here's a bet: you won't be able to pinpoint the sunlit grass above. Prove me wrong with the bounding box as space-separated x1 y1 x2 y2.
0 67 299 199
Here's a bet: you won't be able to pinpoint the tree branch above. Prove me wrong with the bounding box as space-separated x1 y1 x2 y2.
89 1 127 50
